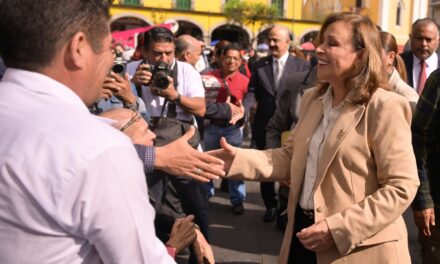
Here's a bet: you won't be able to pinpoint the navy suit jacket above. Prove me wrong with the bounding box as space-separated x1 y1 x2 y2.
244 54 310 149
400 51 440 88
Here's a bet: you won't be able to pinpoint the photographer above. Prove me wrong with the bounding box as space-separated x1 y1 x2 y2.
126 26 208 264
128 27 205 120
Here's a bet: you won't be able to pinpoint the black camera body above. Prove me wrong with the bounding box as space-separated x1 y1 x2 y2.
111 58 127 77
146 61 173 90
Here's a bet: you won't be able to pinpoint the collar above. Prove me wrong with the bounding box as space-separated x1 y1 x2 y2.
318 86 349 109
413 52 438 67
2 68 89 113
273 52 289 65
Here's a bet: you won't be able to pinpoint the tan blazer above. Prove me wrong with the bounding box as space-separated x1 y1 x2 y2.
227 87 419 264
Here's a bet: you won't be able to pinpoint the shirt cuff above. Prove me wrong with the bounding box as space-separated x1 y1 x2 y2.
144 146 155 174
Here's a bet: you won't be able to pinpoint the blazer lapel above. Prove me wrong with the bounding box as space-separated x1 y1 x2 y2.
291 98 324 194
313 103 366 191
264 57 276 93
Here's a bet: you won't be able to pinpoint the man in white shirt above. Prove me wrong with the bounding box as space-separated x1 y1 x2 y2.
128 27 209 264
0 1 223 263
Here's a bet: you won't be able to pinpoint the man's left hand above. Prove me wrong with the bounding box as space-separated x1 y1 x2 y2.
150 76 179 101
104 72 136 105
297 219 335 252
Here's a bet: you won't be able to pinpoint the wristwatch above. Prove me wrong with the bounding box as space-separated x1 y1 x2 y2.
171 93 181 104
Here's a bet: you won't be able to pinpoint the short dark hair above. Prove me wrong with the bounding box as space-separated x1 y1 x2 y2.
0 0 111 71
223 43 242 55
143 27 174 51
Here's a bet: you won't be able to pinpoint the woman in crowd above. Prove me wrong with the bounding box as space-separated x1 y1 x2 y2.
380 31 419 112
208 12 419 264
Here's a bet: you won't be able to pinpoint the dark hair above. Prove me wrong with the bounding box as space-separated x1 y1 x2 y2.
0 0 111 71
214 40 231 58
412 18 440 34
316 12 387 105
143 27 174 51
223 43 242 55
380 31 408 82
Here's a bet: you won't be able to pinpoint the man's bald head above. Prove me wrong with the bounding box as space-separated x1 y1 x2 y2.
175 34 202 67
99 108 156 146
268 25 291 58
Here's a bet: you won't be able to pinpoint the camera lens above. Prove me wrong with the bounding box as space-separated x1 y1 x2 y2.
112 63 125 74
154 74 170 90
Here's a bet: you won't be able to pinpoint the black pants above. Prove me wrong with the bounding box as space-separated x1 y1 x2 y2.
288 206 317 264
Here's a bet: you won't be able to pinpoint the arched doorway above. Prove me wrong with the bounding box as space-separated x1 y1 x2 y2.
110 16 150 32
211 24 250 49
300 30 319 44
175 20 204 40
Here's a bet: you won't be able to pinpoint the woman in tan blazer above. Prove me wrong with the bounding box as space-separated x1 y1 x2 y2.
208 13 419 264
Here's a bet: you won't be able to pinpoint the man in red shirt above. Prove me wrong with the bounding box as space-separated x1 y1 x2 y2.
203 43 248 215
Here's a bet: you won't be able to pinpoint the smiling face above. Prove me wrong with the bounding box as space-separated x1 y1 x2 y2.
222 49 242 75
315 21 359 90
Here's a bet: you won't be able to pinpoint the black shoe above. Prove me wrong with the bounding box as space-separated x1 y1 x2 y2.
263 208 277 222
231 203 244 215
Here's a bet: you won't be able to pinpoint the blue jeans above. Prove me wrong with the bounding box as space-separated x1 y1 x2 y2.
203 124 246 205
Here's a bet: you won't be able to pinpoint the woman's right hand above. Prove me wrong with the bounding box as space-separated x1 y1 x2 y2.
206 137 237 174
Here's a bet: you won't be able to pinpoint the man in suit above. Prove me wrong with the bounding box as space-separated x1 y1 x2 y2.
401 18 440 94
244 25 310 222
265 67 317 229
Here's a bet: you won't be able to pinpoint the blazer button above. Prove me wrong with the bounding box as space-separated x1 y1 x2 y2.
316 206 323 213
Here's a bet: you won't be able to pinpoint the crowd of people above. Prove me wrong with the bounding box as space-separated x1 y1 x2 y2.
0 1 440 264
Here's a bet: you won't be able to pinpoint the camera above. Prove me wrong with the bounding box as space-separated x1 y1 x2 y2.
146 61 173 90
111 58 127 77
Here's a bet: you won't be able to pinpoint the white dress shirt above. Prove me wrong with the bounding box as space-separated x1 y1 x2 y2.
273 52 289 89
412 52 439 91
0 69 175 264
126 59 205 122
300 88 343 209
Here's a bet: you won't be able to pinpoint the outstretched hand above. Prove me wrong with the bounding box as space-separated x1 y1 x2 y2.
206 137 237 174
228 100 245 125
155 127 225 182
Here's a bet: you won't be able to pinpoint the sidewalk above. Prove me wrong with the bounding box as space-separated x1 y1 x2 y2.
207 180 283 264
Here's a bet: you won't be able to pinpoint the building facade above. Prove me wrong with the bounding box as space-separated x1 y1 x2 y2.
110 0 430 50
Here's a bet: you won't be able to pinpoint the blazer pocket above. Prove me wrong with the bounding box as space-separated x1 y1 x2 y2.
358 220 403 247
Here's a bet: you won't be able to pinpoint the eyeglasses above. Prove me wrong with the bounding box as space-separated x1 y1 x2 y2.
120 111 142 132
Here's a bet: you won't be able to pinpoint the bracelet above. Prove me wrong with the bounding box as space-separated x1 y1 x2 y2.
123 99 139 110
171 93 181 104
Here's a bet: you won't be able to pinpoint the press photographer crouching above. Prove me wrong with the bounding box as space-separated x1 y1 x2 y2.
126 26 209 264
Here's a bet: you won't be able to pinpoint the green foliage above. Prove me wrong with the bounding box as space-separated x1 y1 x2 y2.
223 0 277 29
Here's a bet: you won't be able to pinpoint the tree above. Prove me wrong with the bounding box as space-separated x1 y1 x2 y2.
223 0 277 47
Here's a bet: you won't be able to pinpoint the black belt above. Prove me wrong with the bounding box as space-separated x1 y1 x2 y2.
299 207 314 220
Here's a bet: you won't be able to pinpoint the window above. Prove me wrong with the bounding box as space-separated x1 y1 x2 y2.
272 0 284 17
123 0 140 5
356 0 363 8
176 0 191 10
396 2 402 26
